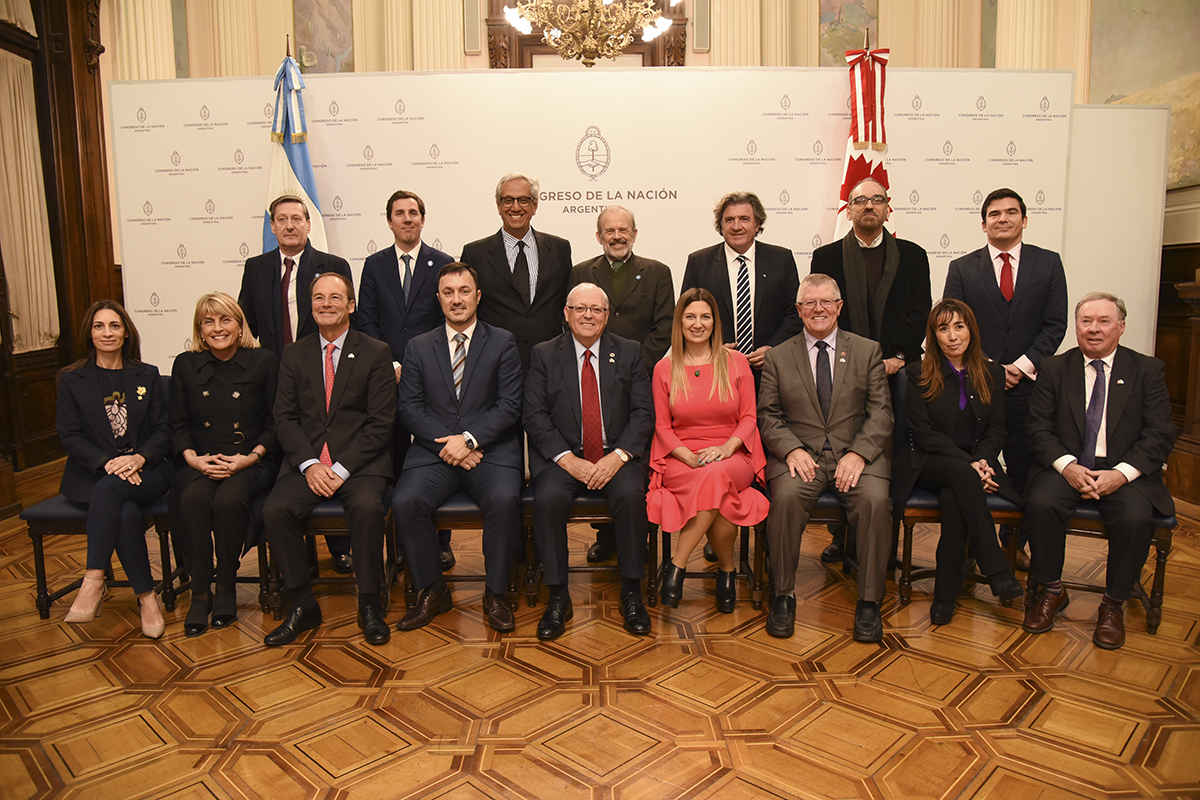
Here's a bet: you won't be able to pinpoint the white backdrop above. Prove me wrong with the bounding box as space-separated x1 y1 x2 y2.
110 68 1080 370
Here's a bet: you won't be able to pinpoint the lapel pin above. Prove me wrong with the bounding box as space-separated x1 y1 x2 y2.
427 259 433 266
839 358 846 363
635 274 641 280
202 390 209 397
347 352 355 359
232 391 240 399
1117 379 1124 385
137 386 147 400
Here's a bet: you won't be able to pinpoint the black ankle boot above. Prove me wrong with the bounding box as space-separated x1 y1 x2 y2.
716 570 737 613
659 562 685 608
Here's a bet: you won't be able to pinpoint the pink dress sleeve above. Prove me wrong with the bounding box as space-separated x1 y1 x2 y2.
730 352 767 485
648 358 683 489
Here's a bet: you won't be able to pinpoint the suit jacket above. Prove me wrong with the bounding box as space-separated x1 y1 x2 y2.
273 328 396 479
1027 346 1176 515
460 229 573 372
169 347 279 459
943 243 1067 374
569 253 675 366
524 331 654 478
238 242 354 357
810 230 931 363
357 241 455 362
892 359 1020 506
398 320 524 470
56 360 173 504
681 240 802 351
757 329 893 483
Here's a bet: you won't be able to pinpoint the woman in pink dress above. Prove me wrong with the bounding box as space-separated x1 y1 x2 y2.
647 288 769 611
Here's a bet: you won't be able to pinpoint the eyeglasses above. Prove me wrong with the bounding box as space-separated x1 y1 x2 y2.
800 299 841 310
849 195 888 206
499 195 535 208
568 305 608 316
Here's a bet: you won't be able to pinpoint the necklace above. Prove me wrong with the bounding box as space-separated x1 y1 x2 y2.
683 352 710 377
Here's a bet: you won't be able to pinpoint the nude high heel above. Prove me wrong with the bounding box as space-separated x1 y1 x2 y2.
64 574 107 622
138 593 165 639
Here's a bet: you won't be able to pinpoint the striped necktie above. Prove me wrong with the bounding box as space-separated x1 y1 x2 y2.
452 332 467 399
735 255 753 354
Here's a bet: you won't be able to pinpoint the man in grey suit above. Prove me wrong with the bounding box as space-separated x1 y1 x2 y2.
758 273 894 642
569 206 674 564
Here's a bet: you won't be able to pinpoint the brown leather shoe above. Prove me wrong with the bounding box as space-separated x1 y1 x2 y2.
1022 588 1070 634
483 588 515 632
396 584 452 631
1093 597 1126 650
1014 548 1031 572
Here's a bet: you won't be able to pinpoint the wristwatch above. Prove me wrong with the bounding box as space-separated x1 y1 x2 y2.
462 432 478 450
613 448 630 463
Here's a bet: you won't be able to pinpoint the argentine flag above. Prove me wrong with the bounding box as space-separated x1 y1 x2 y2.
264 55 328 253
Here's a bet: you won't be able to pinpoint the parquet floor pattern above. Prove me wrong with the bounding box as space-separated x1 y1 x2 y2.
1 484 1198 798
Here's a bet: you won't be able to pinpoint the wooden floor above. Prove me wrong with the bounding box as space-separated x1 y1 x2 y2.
1 467 1199 799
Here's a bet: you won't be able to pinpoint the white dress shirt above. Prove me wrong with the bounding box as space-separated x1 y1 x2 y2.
1051 349 1141 483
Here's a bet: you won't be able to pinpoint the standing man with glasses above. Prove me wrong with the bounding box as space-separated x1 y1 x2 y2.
461 173 573 374
810 178 931 565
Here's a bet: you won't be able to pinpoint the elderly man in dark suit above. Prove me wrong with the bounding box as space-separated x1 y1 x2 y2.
1022 292 1176 650
393 263 525 633
460 173 573 374
239 195 357 572
944 188 1068 560
569 205 674 564
758 273 894 643
525 282 655 639
261 273 397 647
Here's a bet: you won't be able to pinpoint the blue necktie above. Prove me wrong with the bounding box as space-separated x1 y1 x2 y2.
1079 360 1106 469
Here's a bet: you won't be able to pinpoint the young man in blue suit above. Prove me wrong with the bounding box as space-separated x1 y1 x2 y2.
393 264 525 633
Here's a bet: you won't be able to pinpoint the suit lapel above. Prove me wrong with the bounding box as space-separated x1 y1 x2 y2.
1066 348 1086 438
485 232 521 298
123 364 150 440
301 336 330 423
1008 249 1036 317
532 230 557 304
1105 347 1133 442
975 249 1010 320
789 337 820 414
76 363 113 444
828 332 853 416
326 330 360 417
597 333 618 434
560 335 583 430
874 233 900 334
382 247 407 315
712 247 736 340
407 244 437 312
435 328 456 401
614 255 641 308
458 323 488 402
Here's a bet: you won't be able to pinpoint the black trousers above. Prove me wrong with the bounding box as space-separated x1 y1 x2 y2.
532 461 647 586
263 471 389 595
76 469 172 595
393 461 522 594
914 456 1011 601
1024 467 1154 601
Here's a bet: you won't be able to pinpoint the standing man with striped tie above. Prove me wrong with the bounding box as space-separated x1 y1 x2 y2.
392 264 525 633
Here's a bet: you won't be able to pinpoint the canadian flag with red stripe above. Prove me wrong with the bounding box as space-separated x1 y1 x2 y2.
834 44 890 240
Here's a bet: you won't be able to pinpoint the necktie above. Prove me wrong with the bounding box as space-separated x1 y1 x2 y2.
735 255 753 355
281 257 295 346
999 252 1014 302
319 342 335 467
1080 360 1106 469
816 341 832 420
514 240 531 306
452 332 467 399
581 350 603 463
400 253 412 303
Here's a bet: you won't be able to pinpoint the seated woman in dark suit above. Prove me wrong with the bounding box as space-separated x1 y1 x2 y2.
170 292 279 637
57 300 173 638
893 299 1024 624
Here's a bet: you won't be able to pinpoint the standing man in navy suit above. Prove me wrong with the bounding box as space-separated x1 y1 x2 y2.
944 188 1068 561
239 195 356 573
524 283 655 639
393 264 525 633
460 173 573 374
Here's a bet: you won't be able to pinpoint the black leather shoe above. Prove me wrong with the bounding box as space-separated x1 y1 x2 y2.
989 572 1024 603
483 588 515 632
854 600 883 643
184 597 210 638
703 542 718 563
358 605 391 645
586 541 615 563
930 599 955 626
716 570 737 613
536 596 573 640
620 593 651 635
263 605 322 646
766 595 796 637
210 591 237 629
440 543 456 571
397 584 452 631
821 542 844 564
659 562 685 608
332 554 354 575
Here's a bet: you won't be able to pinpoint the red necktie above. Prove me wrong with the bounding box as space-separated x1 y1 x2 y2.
319 342 335 467
281 257 295 346
999 252 1014 302
581 351 603 463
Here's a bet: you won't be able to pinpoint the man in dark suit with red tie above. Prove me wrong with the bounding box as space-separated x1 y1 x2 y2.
524 283 655 639
239 195 357 572
261 273 397 647
460 173 573 374
1022 293 1175 649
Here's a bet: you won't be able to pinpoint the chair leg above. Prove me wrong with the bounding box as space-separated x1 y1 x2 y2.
155 519 177 612
646 525 659 607
899 521 915 606
1147 527 1172 634
29 529 50 619
257 544 271 613
523 524 540 608
751 523 765 610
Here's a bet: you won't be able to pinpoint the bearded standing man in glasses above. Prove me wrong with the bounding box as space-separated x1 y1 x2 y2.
460 173 573 375
810 178 931 565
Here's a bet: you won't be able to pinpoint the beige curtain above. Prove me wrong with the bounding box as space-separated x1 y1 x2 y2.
0 0 36 35
0 48 59 353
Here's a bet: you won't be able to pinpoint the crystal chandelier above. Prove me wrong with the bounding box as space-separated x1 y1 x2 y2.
504 0 678 67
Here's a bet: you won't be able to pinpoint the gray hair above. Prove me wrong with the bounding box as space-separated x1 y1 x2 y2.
797 272 842 302
597 205 636 233
1074 291 1127 321
494 172 540 205
566 282 609 307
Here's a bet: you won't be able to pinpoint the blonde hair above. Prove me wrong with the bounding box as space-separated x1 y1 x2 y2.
190 292 258 352
668 288 732 406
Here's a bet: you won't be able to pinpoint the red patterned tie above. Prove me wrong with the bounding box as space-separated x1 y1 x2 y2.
319 342 335 467
281 257 295 346
999 252 1014 302
581 351 603 463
